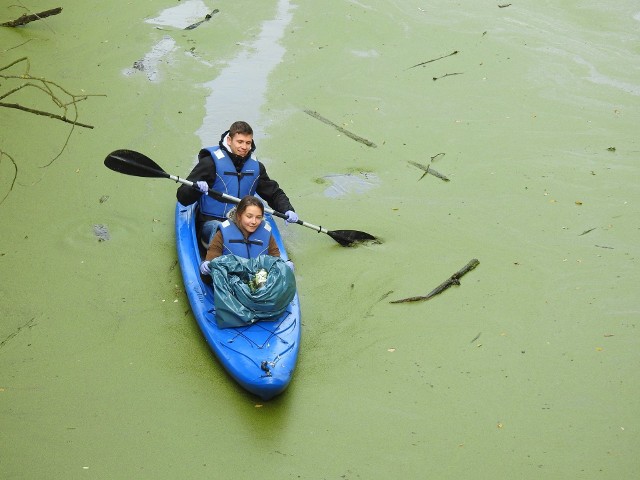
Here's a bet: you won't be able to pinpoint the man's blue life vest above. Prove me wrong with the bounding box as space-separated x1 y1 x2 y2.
198 146 260 219
219 219 272 258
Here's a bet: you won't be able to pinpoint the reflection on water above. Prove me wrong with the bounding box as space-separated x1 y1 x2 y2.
322 173 380 198
122 0 212 82
144 0 209 30
123 0 294 141
196 0 295 144
121 36 177 82
351 49 379 58
573 55 640 97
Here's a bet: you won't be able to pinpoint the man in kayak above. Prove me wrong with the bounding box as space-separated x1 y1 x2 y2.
177 120 298 247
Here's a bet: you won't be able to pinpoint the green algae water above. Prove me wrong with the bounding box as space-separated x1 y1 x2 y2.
1 1 639 478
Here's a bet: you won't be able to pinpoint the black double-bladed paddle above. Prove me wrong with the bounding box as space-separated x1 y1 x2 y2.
104 149 378 247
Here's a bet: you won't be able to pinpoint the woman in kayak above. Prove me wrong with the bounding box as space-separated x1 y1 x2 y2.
199 195 284 275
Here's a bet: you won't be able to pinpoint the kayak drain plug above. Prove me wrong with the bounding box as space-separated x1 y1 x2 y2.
260 361 272 376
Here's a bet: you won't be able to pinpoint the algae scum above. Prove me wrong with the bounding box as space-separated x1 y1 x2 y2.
1 2 639 479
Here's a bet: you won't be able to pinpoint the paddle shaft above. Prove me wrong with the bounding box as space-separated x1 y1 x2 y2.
170 175 331 235
104 149 376 245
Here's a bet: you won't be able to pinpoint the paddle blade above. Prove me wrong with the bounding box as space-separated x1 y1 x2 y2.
328 229 379 247
104 149 170 179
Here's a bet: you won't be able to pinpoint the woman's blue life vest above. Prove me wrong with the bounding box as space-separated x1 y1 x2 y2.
219 219 273 258
198 146 260 219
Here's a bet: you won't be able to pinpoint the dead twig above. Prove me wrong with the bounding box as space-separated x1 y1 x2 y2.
407 50 458 70
390 259 480 304
0 57 104 202
1 7 62 27
0 317 36 348
433 72 463 81
1 57 104 132
0 150 18 205
304 109 377 148
1 39 34 53
408 161 450 182
0 102 94 128
185 9 219 30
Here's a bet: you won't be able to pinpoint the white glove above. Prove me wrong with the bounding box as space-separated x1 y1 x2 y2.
196 181 208 193
200 261 211 275
284 210 299 224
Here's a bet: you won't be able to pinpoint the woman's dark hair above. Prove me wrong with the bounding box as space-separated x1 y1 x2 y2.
229 121 253 137
236 195 264 217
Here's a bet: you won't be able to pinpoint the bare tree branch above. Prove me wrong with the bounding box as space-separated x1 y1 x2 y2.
0 150 18 205
1 7 62 27
0 101 95 128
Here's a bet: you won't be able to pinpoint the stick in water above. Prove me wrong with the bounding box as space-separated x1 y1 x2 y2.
390 259 480 303
304 109 377 148
408 161 450 182
406 51 459 70
1 7 62 27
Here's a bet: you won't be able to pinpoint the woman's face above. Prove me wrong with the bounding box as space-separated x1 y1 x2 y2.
238 205 263 233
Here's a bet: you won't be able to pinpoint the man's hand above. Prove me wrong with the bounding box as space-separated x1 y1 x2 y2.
284 210 299 224
196 181 209 193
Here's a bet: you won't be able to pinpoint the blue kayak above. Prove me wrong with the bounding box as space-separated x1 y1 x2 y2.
175 202 301 400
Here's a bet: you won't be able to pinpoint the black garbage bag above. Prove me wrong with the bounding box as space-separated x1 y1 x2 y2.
208 255 296 329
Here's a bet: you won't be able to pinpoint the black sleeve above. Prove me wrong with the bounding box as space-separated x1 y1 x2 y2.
255 162 295 214
176 150 217 206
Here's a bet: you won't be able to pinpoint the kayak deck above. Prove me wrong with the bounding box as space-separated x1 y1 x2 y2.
175 202 301 400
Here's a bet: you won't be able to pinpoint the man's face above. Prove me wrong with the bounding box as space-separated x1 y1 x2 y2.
227 133 253 157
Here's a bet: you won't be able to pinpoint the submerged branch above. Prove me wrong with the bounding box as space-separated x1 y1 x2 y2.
408 161 450 182
0 102 94 128
1 7 62 27
390 259 480 304
407 50 459 70
185 9 219 30
304 109 377 148
0 57 105 202
0 317 36 348
0 150 18 205
433 72 463 81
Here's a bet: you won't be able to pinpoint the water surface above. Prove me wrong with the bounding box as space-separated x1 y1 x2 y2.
1 1 638 479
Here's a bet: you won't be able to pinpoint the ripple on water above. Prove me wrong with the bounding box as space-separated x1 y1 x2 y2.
59 215 141 253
